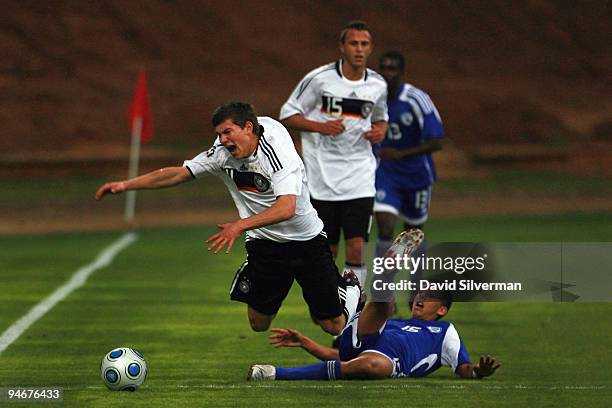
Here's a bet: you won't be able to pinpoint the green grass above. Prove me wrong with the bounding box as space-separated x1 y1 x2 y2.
2 170 610 213
438 170 612 195
0 175 232 209
0 214 611 407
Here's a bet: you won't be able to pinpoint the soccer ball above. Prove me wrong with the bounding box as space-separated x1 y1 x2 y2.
100 347 148 391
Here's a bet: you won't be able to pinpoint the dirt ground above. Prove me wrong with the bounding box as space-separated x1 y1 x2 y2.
3 2 610 236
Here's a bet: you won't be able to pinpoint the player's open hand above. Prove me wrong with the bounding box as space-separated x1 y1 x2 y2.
95 181 127 201
269 328 304 348
473 355 501 378
364 122 387 144
317 119 345 136
205 221 244 254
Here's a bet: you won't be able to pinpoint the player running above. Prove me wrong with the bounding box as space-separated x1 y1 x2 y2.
95 102 362 336
280 21 388 287
248 229 501 381
374 51 444 264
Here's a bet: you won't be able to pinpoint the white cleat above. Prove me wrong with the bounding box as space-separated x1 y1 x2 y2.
384 228 425 260
247 364 276 381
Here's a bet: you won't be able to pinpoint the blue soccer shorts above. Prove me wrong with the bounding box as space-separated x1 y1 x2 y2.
374 180 432 226
338 313 386 361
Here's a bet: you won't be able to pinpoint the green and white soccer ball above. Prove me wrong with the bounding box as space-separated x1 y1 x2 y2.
100 347 148 391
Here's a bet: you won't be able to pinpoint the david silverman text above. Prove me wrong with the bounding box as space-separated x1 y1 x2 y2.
372 279 523 292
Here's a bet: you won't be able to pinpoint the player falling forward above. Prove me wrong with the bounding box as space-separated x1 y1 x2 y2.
248 229 500 381
95 102 361 335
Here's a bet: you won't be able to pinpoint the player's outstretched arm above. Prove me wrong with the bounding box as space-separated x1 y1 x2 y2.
456 355 501 379
95 166 193 201
205 195 297 254
281 114 345 136
269 328 340 361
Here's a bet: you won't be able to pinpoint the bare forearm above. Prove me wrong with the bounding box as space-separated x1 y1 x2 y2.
300 336 340 361
456 364 478 379
281 115 322 133
456 357 500 379
400 140 441 158
236 195 296 232
125 167 192 190
381 139 442 161
372 121 388 136
96 166 192 200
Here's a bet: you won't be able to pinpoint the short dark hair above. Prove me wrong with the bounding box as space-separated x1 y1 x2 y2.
339 20 370 43
379 50 405 71
211 101 260 135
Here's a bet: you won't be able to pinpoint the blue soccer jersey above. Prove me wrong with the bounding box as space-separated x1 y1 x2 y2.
339 315 471 378
376 83 444 189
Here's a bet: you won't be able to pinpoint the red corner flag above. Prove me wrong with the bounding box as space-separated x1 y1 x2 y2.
128 69 153 143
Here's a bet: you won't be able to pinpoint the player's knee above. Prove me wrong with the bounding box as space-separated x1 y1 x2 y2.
318 317 343 336
249 318 271 332
248 313 273 332
247 306 275 332
356 356 392 378
345 238 364 261
363 359 389 378
376 213 396 241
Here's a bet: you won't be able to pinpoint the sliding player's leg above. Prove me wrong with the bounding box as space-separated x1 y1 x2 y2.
360 228 425 335
248 351 393 381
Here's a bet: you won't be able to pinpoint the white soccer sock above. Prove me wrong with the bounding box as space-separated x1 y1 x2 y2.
344 264 367 286
342 285 361 323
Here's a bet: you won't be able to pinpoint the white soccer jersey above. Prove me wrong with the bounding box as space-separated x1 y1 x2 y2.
280 59 388 201
183 117 324 243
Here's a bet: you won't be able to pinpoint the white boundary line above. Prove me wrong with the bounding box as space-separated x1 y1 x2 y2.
0 232 138 355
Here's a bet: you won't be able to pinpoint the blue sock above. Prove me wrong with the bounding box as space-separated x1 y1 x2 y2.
275 360 342 381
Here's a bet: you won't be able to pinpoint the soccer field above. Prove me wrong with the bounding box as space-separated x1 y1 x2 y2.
1 213 611 407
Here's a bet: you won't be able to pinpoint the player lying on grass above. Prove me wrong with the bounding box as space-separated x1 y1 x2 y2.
95 101 362 336
248 229 500 381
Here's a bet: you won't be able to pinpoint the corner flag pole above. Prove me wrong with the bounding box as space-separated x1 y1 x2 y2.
124 116 142 222
125 69 153 223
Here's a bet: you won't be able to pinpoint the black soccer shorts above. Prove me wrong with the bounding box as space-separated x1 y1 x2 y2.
311 197 374 245
229 233 343 320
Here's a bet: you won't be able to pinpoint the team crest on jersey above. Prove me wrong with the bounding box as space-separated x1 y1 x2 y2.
253 174 270 192
361 102 374 118
427 326 442 333
224 168 270 193
320 95 375 119
400 112 414 126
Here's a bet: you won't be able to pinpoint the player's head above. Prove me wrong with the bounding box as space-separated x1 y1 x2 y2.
212 101 260 158
379 50 405 86
339 20 372 70
410 289 452 321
